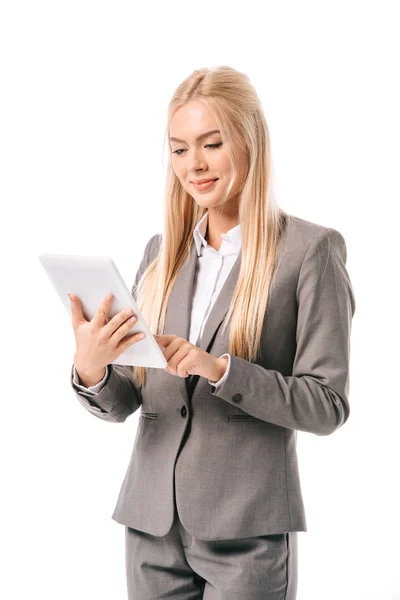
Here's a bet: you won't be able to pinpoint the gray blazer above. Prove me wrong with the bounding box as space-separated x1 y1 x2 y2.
70 215 356 540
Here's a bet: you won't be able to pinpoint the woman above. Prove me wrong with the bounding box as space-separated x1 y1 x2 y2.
70 66 356 600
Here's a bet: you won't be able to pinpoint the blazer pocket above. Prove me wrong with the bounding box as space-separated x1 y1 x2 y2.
140 412 159 420
228 414 257 421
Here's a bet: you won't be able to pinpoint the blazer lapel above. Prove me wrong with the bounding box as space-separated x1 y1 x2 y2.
163 238 242 398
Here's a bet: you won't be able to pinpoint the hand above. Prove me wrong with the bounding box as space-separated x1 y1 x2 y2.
69 293 146 375
154 334 228 382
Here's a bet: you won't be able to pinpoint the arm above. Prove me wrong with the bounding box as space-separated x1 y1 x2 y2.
73 364 109 394
209 228 356 436
208 354 231 386
70 233 160 423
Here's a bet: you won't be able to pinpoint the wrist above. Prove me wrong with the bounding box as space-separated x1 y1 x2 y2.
75 365 107 387
210 356 228 383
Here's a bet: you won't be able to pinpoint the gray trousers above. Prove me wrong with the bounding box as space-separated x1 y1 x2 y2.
124 498 298 600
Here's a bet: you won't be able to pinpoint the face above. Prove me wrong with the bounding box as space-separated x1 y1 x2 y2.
169 100 248 211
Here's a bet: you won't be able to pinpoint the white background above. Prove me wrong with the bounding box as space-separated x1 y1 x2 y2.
1 1 399 598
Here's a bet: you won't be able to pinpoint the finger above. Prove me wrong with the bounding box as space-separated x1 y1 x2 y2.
156 335 176 344
106 308 138 341
93 293 114 328
118 330 146 353
165 343 191 375
159 336 181 355
69 294 86 328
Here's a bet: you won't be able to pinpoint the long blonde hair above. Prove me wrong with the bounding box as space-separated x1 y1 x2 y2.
132 66 289 388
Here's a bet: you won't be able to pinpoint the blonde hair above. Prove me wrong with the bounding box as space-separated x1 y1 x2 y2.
132 66 290 388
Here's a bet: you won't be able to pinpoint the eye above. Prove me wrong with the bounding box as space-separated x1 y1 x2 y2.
172 142 223 156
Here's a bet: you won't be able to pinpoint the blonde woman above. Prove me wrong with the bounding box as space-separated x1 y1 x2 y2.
69 66 356 600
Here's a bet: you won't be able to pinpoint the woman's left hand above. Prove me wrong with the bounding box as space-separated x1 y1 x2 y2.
154 335 227 382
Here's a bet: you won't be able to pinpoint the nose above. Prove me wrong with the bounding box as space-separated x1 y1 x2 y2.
188 168 207 179
187 149 208 174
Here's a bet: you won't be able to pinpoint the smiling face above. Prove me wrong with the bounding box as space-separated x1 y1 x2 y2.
169 100 248 211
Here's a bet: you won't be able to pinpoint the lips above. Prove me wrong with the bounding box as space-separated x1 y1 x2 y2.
192 178 218 184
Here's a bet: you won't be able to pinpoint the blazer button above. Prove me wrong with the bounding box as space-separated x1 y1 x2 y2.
232 393 243 403
180 406 187 418
232 394 243 402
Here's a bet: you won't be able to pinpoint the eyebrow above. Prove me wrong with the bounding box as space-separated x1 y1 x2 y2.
169 129 221 144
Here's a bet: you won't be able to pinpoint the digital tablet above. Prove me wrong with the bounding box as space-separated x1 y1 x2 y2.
38 253 168 368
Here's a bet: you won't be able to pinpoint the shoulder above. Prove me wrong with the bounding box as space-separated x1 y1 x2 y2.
143 233 162 261
281 213 347 261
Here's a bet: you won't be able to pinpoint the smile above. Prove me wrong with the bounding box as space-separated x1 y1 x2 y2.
192 179 219 190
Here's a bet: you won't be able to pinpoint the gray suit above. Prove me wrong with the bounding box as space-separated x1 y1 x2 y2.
71 214 355 543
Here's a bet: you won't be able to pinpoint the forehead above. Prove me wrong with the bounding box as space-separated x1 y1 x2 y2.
169 100 218 139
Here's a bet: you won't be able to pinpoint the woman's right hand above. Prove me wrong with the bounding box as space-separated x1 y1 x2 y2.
70 293 146 377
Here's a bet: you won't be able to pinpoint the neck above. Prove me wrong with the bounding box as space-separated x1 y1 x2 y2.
205 204 239 252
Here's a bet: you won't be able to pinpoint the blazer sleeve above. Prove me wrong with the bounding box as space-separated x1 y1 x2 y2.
210 228 356 436
69 233 160 423
72 363 109 394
